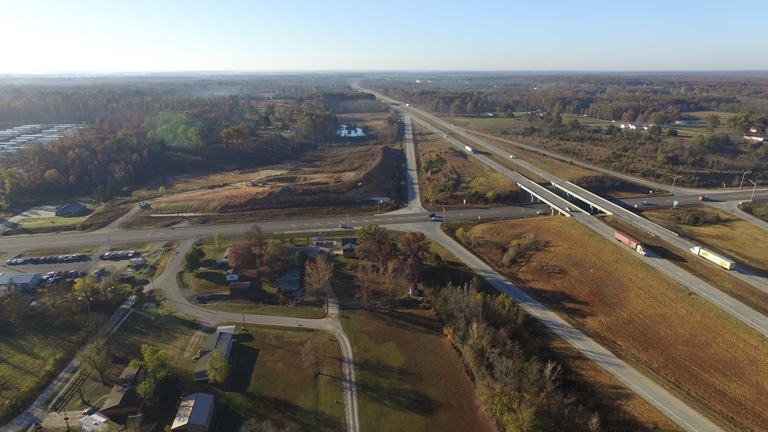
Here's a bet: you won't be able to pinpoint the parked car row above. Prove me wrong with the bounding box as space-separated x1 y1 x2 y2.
43 269 87 284
100 251 139 260
6 254 88 265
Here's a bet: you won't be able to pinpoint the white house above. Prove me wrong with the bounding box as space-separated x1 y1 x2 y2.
337 125 365 137
79 412 109 432
225 268 239 282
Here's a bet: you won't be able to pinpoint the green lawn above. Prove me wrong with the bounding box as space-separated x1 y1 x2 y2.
341 310 493 432
218 326 345 432
111 242 154 253
59 307 201 412
16 215 89 230
19 246 98 257
0 327 87 423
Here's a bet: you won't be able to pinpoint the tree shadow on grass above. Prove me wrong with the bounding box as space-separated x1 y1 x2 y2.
356 381 443 416
229 343 259 393
372 311 443 336
220 393 344 432
353 359 415 381
195 271 227 285
524 287 591 320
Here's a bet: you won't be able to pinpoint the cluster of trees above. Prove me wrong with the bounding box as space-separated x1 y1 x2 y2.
353 225 430 311
0 274 130 334
434 281 601 432
0 79 402 210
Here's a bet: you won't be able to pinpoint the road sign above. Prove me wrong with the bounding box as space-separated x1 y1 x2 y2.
673 200 679 208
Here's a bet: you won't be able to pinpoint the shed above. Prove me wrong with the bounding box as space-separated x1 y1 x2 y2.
79 412 110 432
55 202 87 217
100 366 144 417
0 273 43 292
341 238 358 258
225 268 239 282
194 326 235 381
171 392 215 432
229 281 251 296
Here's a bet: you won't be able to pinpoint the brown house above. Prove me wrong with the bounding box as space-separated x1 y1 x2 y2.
100 366 145 417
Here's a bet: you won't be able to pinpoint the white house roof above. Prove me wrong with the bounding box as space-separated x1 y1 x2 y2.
172 392 214 429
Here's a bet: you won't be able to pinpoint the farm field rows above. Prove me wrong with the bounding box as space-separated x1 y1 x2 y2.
460 217 768 431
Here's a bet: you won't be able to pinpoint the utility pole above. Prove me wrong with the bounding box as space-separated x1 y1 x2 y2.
740 171 752 189
671 175 683 195
749 180 757 202
442 206 445 222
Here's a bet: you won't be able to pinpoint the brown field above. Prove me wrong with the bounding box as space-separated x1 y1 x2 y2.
412 123 519 209
341 310 494 432
462 217 768 431
132 145 402 218
604 216 768 317
643 206 768 275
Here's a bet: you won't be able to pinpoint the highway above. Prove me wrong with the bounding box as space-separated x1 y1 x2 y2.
0 88 746 431
385 94 768 337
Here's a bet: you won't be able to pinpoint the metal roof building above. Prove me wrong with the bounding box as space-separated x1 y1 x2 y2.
171 392 215 432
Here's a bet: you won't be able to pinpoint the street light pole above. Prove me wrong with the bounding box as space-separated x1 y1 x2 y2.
749 180 757 202
442 206 445 222
64 415 70 431
671 175 683 195
740 171 752 189
107 234 112 249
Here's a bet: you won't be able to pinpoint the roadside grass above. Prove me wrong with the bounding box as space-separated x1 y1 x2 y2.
740 200 768 223
0 327 87 423
198 302 327 319
0 252 7 259
141 247 176 282
111 242 154 253
16 215 89 230
19 246 99 257
642 206 768 275
341 310 494 432
77 203 133 232
150 201 218 215
297 145 383 175
218 326 345 432
462 217 768 431
412 123 518 209
604 215 768 318
60 308 201 413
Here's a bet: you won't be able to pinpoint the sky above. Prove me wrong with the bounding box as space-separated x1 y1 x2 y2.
1 0 767 74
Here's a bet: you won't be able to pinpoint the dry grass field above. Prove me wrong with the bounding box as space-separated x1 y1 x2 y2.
412 124 519 209
604 216 768 317
463 217 768 431
341 310 494 432
643 206 768 275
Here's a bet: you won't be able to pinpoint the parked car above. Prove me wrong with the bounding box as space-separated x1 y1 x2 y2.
82 406 98 415
194 294 209 304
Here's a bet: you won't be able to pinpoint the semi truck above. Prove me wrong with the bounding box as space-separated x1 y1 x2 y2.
689 246 735 270
614 231 647 255
465 145 475 154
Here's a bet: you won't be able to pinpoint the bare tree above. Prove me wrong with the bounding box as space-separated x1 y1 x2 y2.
300 337 324 376
400 231 430 284
246 224 266 256
382 261 405 312
354 264 376 310
304 255 333 302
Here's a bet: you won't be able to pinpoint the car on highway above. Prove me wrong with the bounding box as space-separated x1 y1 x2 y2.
509 155 516 159
642 201 651 205
536 210 544 215
565 207 572 212
339 224 352 229
429 216 442 221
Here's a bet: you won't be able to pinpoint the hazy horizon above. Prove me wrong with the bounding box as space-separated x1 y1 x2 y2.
2 0 767 74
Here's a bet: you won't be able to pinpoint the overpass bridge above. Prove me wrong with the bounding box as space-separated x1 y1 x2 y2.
550 181 614 215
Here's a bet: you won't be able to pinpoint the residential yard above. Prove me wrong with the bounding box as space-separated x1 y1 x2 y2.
458 217 768 431
59 307 202 414
341 310 494 432
412 123 520 209
218 325 345 432
0 327 87 424
642 206 768 275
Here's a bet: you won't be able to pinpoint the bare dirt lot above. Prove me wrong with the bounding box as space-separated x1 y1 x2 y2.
461 217 768 431
129 145 403 222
